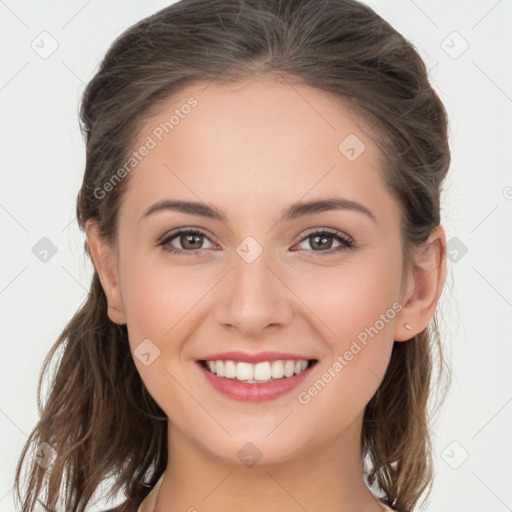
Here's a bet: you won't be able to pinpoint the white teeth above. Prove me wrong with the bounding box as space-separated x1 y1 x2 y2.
224 360 237 378
235 361 253 381
215 360 225 377
271 361 284 379
253 362 272 381
204 359 312 382
284 360 295 377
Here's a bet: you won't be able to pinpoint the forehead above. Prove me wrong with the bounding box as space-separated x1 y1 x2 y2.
118 78 398 229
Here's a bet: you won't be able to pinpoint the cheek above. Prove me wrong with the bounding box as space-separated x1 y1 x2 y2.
120 251 206 342
293 257 399 408
118 255 203 415
296 288 397 438
295 254 401 344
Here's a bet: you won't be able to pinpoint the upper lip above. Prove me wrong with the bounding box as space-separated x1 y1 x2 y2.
198 351 316 364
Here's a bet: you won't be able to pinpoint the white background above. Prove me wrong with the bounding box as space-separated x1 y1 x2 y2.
1 1 511 511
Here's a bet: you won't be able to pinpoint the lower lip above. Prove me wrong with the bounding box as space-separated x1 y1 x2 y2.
197 361 316 402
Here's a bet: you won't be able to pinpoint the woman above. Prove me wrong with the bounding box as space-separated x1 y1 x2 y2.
14 0 451 511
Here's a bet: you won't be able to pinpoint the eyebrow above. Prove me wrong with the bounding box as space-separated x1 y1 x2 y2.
139 197 376 224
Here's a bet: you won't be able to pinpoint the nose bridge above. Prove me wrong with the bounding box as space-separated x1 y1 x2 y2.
216 236 292 334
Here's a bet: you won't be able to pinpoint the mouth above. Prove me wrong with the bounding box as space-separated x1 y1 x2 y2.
196 358 318 402
197 358 318 383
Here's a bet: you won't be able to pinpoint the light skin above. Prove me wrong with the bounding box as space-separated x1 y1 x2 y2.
86 78 446 512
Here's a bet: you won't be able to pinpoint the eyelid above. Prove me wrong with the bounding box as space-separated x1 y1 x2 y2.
298 226 354 245
156 226 212 245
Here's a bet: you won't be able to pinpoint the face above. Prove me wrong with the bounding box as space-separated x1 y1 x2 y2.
92 78 412 465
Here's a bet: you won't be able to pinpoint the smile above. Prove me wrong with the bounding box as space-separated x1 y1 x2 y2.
197 359 318 402
201 359 314 383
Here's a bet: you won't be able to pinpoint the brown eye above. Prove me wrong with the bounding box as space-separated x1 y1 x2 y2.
309 233 334 250
179 232 204 250
295 229 354 255
159 229 215 255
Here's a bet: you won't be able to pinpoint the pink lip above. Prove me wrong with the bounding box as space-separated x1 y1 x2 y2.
196 360 317 402
198 351 315 364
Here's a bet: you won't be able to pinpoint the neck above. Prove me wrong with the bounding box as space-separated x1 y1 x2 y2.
148 413 385 512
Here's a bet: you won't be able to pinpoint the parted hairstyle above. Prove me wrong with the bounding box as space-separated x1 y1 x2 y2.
14 1 451 511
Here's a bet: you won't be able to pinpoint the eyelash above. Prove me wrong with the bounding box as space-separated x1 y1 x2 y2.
157 227 355 257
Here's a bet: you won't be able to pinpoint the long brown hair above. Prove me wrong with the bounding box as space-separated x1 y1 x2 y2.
14 1 451 511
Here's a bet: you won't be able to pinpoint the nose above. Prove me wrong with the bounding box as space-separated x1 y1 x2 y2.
213 245 295 339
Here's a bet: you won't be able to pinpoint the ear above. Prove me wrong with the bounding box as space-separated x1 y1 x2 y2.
84 219 127 325
394 225 447 342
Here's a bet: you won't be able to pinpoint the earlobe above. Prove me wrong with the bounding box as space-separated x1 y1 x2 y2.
84 219 127 325
395 225 446 342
